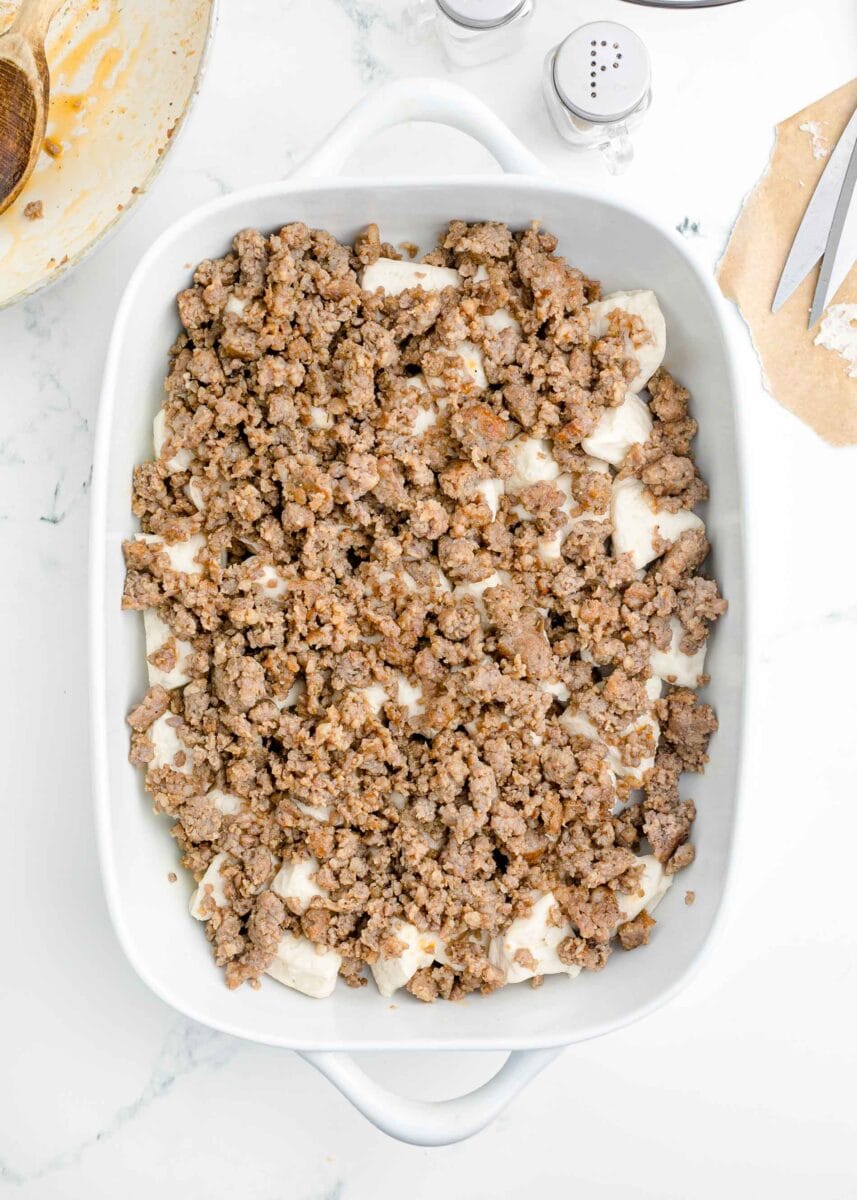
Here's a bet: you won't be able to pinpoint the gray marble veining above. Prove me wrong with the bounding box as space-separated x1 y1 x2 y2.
1 0 856 1194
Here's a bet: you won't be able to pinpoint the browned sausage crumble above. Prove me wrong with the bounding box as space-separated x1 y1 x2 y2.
123 220 726 1003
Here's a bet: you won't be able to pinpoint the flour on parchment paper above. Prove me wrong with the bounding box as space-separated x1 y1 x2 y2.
798 121 830 160
815 305 857 377
718 77 857 446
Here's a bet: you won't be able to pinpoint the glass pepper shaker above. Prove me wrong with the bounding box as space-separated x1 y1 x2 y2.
404 0 534 68
543 21 652 174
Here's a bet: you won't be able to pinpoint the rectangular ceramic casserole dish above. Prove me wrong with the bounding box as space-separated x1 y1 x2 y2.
90 79 748 1146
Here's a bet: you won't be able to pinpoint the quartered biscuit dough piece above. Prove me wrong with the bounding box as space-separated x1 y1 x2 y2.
135 531 211 576
611 478 704 571
560 707 660 786
454 570 508 628
485 307 521 334
615 855 672 924
149 711 193 775
533 461 611 563
208 787 242 815
412 403 440 437
143 609 193 690
246 559 289 600
541 678 571 703
189 852 230 919
153 408 193 473
395 673 425 718
587 289 666 392
266 933 342 999
474 477 504 519
407 376 447 436
185 478 206 512
581 392 653 466
295 800 332 822
505 437 562 492
473 264 521 335
371 919 441 997
357 683 389 716
488 893 581 985
274 678 305 712
651 617 708 688
224 294 250 317
271 857 326 914
426 340 487 393
361 258 461 295
309 405 333 430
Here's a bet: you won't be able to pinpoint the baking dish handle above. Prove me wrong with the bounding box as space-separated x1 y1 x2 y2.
300 1046 562 1146
292 76 549 180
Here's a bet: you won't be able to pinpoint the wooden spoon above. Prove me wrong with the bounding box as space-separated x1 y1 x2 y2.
0 0 62 216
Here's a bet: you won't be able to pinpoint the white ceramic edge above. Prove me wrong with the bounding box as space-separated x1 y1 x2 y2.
0 0 220 312
89 78 750 1146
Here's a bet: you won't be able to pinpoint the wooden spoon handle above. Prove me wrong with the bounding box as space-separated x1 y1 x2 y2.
11 0 63 42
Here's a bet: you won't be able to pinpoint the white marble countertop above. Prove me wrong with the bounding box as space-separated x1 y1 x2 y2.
2 0 857 1194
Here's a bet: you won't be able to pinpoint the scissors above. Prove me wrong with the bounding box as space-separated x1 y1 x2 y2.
773 104 857 328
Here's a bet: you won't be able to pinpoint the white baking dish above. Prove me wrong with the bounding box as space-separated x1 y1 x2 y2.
90 78 748 1146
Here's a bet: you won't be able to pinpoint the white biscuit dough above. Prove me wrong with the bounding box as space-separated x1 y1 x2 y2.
587 289 666 391
143 609 193 690
271 857 326 914
615 855 672 924
581 392 653 466
611 478 704 571
149 712 193 775
651 617 708 688
153 408 193 473
266 933 341 999
371 920 439 997
136 532 209 576
361 258 461 295
488 893 581 985
189 852 229 919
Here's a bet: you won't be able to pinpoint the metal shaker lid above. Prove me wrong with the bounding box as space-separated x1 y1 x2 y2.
436 0 527 30
553 21 651 123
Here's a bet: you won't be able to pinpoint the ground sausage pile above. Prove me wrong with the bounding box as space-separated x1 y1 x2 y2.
123 220 726 1003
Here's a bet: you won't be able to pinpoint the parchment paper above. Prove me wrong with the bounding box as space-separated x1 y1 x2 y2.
718 78 857 446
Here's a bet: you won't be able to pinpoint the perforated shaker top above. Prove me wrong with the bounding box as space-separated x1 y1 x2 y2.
436 0 526 30
553 21 651 123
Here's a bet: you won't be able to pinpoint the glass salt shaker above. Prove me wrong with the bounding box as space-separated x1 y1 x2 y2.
543 21 652 174
404 0 534 68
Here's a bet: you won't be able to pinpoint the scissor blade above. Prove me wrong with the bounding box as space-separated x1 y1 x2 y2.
772 104 857 315
812 145 857 324
808 130 857 328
